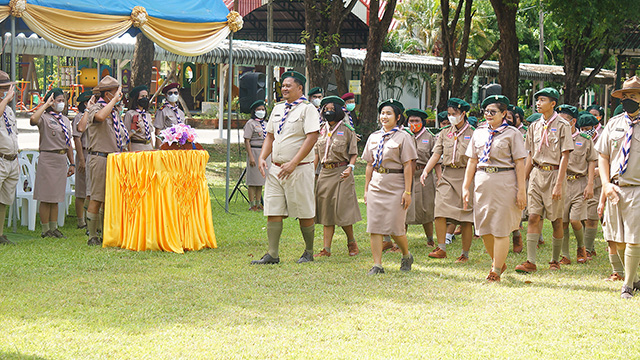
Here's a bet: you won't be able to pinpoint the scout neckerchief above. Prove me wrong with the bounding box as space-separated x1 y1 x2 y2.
136 108 151 141
3 110 11 135
49 111 70 147
617 113 640 176
517 123 524 131
537 111 558 152
414 126 427 140
256 118 266 139
572 128 579 139
479 121 508 164
277 96 307 135
342 106 354 127
373 126 399 168
450 121 470 163
595 122 602 133
165 102 183 123
321 120 343 163
98 98 128 152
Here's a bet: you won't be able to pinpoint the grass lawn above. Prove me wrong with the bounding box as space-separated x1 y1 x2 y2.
0 144 638 359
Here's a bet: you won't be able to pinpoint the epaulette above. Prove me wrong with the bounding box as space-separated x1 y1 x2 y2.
470 125 476 131
580 132 591 139
403 127 414 136
440 125 451 130
425 127 437 136
301 100 310 104
429 127 442 135
344 122 355 132
522 125 528 131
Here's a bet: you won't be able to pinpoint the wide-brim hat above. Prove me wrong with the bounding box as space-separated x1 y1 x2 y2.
611 76 640 99
405 108 428 119
0 70 16 87
378 98 404 113
320 95 344 107
534 87 560 101
92 75 119 93
162 82 180 94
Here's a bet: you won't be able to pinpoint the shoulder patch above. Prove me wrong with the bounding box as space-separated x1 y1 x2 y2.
343 122 356 132
403 128 414 136
580 133 591 139
425 127 437 136
440 125 451 130
429 127 442 135
470 125 476 131
301 100 310 104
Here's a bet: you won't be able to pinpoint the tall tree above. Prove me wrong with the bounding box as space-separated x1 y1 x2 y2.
489 0 520 102
131 33 155 89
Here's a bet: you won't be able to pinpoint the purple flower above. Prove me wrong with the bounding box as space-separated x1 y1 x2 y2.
179 132 188 145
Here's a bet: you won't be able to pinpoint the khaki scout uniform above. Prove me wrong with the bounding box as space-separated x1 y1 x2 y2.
563 132 597 222
72 112 91 198
243 118 270 186
153 103 185 130
34 112 72 204
264 99 320 218
432 122 475 223
0 106 19 205
124 109 154 151
407 127 437 225
586 130 603 220
596 113 640 244
525 113 574 220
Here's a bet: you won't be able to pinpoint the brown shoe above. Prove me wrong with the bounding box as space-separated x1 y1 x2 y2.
559 256 571 265
486 271 501 282
586 250 596 260
314 249 331 258
428 247 447 259
389 244 402 253
605 273 624 281
513 233 523 253
549 260 561 270
382 241 394 252
537 236 545 248
576 247 588 264
256 204 264 210
347 242 359 256
455 254 469 263
454 226 462 235
515 260 537 273
427 238 435 247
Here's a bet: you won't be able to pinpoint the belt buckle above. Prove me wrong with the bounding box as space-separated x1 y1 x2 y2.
377 167 389 174
485 167 498 174
540 165 551 171
567 174 577 181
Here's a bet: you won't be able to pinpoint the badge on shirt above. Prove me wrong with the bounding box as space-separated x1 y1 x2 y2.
422 139 429 143
464 136 471 140
447 133 453 139
336 131 344 136
550 128 557 132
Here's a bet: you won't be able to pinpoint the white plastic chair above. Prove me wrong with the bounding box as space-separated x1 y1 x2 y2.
57 173 75 227
10 159 38 231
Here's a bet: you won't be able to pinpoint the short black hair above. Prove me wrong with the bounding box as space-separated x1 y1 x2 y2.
382 104 406 126
292 78 304 88
407 115 427 127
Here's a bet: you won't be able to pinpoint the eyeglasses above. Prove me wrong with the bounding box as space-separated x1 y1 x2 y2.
167 91 179 95
484 109 499 116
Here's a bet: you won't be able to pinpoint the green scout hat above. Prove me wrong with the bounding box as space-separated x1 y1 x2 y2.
527 112 542 123
76 90 93 103
308 87 323 96
378 98 404 113
577 113 599 128
509 105 525 119
556 104 578 119
320 95 344 107
250 100 265 110
129 85 148 99
482 94 510 108
613 104 624 117
447 98 470 112
437 111 448 122
534 87 560 101
586 104 604 116
405 108 428 119
45 87 64 102
281 70 306 85
467 116 478 127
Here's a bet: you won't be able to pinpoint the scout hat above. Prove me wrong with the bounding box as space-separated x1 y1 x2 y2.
92 75 119 93
467 116 478 127
405 108 428 119
586 104 604 116
534 87 560 101
612 76 640 98
44 87 64 102
577 113 599 128
129 85 148 99
0 70 16 87
308 87 323 96
281 71 306 86
482 94 510 108
447 98 470 112
162 82 180 94
613 104 624 117
556 104 578 119
510 105 525 119
378 98 404 113
250 100 265 110
527 112 542 123
341 92 355 101
76 90 93 104
320 95 344 107
437 111 448 122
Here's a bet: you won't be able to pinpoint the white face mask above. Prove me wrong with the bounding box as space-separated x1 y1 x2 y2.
311 98 321 107
448 114 463 125
254 110 266 119
167 94 179 103
54 102 65 113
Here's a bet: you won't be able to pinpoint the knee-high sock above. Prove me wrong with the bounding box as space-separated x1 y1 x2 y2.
87 212 99 238
98 208 104 232
562 228 570 258
267 221 283 258
610 253 625 276
552 237 563 262
575 227 584 248
0 204 6 236
584 228 597 252
527 233 540 264
624 245 640 288
300 224 315 252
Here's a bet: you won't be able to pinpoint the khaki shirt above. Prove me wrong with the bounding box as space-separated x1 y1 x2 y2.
362 129 418 170
124 109 154 142
525 112 574 165
0 106 18 155
595 113 640 186
567 133 597 175
414 127 437 165
266 100 320 163
466 126 527 168
243 118 267 147
87 103 127 153
38 112 72 151
72 112 87 149
433 122 475 167
153 103 185 130
315 121 358 164
517 124 527 137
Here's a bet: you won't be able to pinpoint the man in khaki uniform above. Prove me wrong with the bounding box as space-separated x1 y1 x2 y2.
516 88 574 273
251 71 320 265
0 72 18 245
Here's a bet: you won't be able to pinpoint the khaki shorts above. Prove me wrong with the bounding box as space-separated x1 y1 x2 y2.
563 176 587 222
604 186 640 244
0 157 18 205
586 183 602 220
88 155 107 203
528 167 566 221
264 162 315 219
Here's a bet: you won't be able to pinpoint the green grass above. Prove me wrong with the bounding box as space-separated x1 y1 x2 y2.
0 144 638 359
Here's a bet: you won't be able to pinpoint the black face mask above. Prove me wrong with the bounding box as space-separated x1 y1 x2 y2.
138 97 150 109
506 120 516 127
323 110 336 123
622 98 640 114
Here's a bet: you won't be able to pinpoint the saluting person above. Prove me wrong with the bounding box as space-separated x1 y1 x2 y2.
124 85 154 151
0 73 18 245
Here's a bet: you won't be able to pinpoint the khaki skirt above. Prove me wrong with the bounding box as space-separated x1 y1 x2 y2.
75 149 88 198
246 147 269 186
434 167 473 223
315 165 362 226
406 170 435 224
34 151 68 203
366 171 407 236
473 169 521 237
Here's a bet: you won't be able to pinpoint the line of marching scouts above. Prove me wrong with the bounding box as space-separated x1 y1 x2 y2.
247 70 640 298
0 73 187 247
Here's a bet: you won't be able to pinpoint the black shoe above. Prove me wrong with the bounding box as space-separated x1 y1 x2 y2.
50 229 66 239
77 223 87 229
296 250 314 264
622 285 634 299
367 266 385 275
251 253 280 265
400 253 414 272
41 230 53 238
87 237 102 246
0 235 14 245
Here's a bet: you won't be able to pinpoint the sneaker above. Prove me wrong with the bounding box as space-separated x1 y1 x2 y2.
382 241 394 252
314 249 331 258
549 260 561 270
605 273 624 282
250 253 280 265
455 254 469 263
621 285 634 299
347 242 359 256
0 235 14 245
50 229 66 239
428 247 447 259
400 254 414 271
515 260 537 273
486 271 501 282
445 235 455 245
576 247 588 264
367 266 385 275
87 237 102 246
389 244 402 253
559 256 571 265
296 250 314 263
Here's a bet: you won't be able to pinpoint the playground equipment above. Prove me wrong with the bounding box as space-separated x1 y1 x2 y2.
15 80 42 112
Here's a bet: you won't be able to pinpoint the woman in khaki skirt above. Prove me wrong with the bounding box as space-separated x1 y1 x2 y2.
362 99 417 274
243 100 270 211
405 108 440 247
30 88 75 238
314 96 361 257
462 95 527 282
124 85 154 151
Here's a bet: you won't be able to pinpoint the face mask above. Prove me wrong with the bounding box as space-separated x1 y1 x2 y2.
54 102 65 113
448 114 463 126
622 98 640 114
346 103 356 112
410 123 423 133
167 94 179 103
323 110 336 123
255 110 266 119
138 97 149 109
311 98 322 107
583 129 597 138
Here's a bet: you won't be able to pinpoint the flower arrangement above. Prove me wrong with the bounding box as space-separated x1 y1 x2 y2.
159 123 198 146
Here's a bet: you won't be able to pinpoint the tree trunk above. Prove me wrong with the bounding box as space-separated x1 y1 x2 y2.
490 0 520 102
131 33 155 88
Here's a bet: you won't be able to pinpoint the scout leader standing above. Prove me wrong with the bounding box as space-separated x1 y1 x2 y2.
85 76 128 246
0 74 18 245
124 85 154 151
596 76 640 299
420 98 475 263
243 100 270 211
515 88 574 273
556 107 597 265
251 71 320 265
153 83 185 148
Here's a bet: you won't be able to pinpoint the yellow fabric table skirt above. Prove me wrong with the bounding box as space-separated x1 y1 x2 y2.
103 150 217 253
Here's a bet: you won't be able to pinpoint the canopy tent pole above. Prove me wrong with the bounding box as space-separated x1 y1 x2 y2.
10 16 17 232
225 34 234 213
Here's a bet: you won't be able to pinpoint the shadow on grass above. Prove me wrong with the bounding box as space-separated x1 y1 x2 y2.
0 351 49 360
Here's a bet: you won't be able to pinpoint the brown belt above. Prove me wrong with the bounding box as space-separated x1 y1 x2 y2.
374 167 403 174
0 153 17 161
131 139 151 144
273 161 312 167
40 149 67 155
612 179 636 188
479 167 514 174
88 150 110 158
533 162 559 171
323 161 348 169
250 145 262 148
567 173 585 181
445 164 464 169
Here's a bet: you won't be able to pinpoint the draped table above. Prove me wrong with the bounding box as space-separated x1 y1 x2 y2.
103 150 217 253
